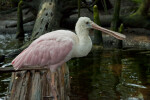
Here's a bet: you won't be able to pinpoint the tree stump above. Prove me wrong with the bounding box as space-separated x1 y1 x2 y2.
7 64 70 100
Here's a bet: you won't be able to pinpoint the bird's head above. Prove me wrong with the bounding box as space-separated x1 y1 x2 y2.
75 17 126 40
75 17 92 31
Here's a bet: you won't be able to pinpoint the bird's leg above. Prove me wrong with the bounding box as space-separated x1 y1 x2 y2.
49 63 65 99
51 72 55 88
46 68 58 100
51 71 58 100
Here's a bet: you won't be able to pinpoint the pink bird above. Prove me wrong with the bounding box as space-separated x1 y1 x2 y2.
11 17 125 98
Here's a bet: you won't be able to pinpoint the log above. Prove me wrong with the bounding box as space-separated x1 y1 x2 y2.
7 64 70 100
6 15 35 28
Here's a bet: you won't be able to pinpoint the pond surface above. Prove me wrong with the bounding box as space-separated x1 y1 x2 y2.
69 50 150 100
0 33 150 100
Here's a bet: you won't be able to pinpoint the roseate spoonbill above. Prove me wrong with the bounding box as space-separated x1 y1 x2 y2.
11 17 125 98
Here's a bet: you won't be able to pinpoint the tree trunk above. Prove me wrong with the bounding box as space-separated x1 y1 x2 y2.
16 0 24 40
30 0 61 42
111 0 121 31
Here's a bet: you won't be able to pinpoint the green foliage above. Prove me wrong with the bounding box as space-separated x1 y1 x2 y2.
93 5 101 25
93 5 103 46
118 23 124 33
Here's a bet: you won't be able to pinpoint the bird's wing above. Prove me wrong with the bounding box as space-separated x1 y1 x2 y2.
12 38 73 70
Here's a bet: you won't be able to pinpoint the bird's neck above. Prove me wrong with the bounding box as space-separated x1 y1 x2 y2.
76 27 90 44
75 29 92 57
78 30 89 40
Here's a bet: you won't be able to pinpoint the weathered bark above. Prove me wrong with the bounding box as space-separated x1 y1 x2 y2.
8 64 70 100
30 0 61 42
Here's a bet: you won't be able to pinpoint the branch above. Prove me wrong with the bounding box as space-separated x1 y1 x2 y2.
0 67 48 73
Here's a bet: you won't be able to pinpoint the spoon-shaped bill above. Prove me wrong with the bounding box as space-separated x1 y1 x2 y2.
92 23 126 40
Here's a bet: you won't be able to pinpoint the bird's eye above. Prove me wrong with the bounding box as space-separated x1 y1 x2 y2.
86 22 89 24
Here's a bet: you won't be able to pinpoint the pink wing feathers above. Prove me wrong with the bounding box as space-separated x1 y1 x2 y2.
12 37 73 70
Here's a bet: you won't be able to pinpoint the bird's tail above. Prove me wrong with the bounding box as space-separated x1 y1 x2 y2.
11 49 27 70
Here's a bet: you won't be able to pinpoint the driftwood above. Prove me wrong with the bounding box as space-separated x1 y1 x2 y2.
6 64 70 100
6 15 35 28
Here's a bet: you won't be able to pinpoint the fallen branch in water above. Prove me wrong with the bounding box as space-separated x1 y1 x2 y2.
0 67 48 73
6 15 35 28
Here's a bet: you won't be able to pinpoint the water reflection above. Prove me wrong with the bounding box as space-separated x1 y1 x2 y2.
69 50 150 100
0 73 11 99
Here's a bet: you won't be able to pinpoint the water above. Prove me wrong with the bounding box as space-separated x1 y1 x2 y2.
68 50 150 100
0 33 29 99
0 73 11 99
0 33 19 99
1 33 150 100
